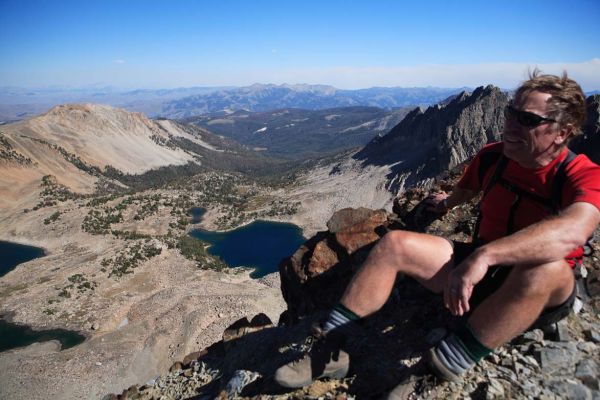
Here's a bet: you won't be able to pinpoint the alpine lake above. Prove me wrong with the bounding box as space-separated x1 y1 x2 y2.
189 209 305 278
0 209 304 352
0 241 86 353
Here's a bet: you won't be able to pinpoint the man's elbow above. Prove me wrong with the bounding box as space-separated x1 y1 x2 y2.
563 203 600 247
570 232 591 249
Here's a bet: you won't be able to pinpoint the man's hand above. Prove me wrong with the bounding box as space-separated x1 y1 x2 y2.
444 249 491 316
425 191 449 214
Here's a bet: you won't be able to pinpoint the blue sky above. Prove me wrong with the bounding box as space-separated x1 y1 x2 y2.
1 0 599 90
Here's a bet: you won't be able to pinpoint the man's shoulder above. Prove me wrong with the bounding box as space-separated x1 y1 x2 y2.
473 142 504 180
567 152 600 178
478 141 503 155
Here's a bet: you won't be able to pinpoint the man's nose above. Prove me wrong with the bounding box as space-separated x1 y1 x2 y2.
503 116 522 132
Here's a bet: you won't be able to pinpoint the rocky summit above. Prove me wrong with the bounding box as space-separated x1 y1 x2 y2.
105 165 600 399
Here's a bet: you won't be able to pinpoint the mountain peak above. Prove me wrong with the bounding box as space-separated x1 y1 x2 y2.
354 86 510 191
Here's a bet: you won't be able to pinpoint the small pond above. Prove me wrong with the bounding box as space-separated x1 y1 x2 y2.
189 207 206 224
0 240 45 277
0 319 85 353
190 220 305 278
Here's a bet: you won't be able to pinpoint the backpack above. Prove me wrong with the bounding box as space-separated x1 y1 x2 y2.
472 148 586 250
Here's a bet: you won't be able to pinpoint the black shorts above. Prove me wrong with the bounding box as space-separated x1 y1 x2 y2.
452 241 575 329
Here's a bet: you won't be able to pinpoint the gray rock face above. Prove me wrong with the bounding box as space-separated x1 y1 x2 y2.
576 359 600 388
570 94 600 164
548 379 593 400
537 342 580 375
354 85 509 190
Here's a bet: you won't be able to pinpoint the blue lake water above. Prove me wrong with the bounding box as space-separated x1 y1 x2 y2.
190 220 305 278
0 241 45 277
0 319 85 353
0 240 85 352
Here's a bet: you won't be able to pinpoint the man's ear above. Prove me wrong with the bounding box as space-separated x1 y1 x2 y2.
555 124 574 145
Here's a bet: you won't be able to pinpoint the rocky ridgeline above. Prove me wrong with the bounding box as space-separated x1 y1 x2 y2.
354 85 509 191
105 167 600 400
572 94 600 165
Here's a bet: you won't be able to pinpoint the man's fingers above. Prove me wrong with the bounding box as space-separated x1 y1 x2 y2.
450 286 461 316
459 286 471 315
455 292 463 316
443 285 451 310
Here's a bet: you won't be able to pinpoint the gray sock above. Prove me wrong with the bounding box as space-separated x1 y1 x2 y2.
322 304 360 335
434 334 476 375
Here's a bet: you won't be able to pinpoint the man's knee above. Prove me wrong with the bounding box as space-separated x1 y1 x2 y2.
375 230 417 259
503 261 574 300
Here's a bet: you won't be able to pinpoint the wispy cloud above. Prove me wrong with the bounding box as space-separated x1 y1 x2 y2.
113 59 126 64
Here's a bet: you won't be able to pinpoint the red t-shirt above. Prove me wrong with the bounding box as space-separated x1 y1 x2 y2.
457 142 600 262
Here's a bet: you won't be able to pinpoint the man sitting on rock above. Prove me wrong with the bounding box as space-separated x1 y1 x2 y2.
274 71 600 394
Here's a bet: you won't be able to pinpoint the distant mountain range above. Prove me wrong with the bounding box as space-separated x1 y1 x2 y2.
0 86 231 122
2 84 599 124
160 84 469 119
0 84 468 122
184 106 413 159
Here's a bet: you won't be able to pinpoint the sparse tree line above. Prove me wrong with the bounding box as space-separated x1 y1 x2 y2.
44 273 99 316
100 240 163 278
24 175 83 213
0 132 35 166
30 165 301 278
21 135 103 177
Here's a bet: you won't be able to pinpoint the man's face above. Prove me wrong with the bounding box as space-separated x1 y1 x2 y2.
502 90 565 168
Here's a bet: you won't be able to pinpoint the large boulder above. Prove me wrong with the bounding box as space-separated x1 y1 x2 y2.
278 207 389 322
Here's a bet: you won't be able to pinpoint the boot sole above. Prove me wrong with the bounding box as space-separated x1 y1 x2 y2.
427 348 461 383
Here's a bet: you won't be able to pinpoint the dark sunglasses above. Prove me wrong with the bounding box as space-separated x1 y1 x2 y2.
504 105 556 128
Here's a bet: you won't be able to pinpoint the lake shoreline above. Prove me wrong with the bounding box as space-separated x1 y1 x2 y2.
0 238 49 256
189 219 305 278
0 239 48 279
192 210 309 239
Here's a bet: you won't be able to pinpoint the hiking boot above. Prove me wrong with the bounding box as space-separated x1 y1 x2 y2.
274 324 350 388
384 374 420 400
383 358 432 400
426 347 462 383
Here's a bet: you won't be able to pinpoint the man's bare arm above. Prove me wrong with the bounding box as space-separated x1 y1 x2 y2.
445 202 600 316
477 202 600 267
427 186 477 213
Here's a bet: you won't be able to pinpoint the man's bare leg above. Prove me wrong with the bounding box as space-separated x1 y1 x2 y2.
275 230 457 387
468 260 574 348
340 230 455 317
427 259 575 382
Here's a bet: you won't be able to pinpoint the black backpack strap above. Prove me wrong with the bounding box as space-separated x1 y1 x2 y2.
473 153 508 242
551 149 577 212
473 149 578 240
478 150 503 189
481 154 509 199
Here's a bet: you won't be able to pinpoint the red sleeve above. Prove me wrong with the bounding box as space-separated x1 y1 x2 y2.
456 142 504 192
563 155 600 212
456 153 482 191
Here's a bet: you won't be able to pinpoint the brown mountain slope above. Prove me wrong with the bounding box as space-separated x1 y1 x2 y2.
0 104 225 210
